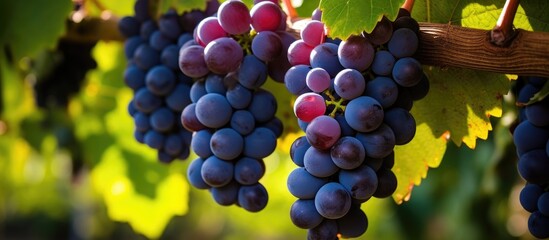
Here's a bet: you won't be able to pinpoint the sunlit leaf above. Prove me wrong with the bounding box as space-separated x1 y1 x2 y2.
414 68 509 148
319 0 405 40
393 123 447 204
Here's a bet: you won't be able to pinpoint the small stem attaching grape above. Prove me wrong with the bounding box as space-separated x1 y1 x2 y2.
491 0 520 46
281 0 298 20
401 0 415 14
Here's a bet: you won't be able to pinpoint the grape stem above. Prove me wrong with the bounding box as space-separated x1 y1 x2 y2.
324 90 346 117
491 0 519 46
281 0 298 20
401 0 415 13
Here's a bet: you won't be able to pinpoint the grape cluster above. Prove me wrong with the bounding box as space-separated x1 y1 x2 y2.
120 0 218 163
285 9 429 239
513 76 549 239
34 39 97 109
179 0 292 212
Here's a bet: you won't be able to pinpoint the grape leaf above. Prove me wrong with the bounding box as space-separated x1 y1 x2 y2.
393 123 447 204
413 0 549 31
91 145 189 239
319 0 405 40
414 68 509 149
409 1 519 148
0 0 72 61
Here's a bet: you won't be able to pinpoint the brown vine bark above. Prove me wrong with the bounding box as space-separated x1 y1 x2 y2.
416 22 549 77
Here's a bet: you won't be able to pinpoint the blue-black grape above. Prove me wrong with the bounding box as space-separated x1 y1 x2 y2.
248 89 277 123
371 50 395 76
333 69 366 100
538 192 549 216
234 157 265 185
145 65 176 96
373 167 398 198
388 28 418 58
181 103 206 132
307 219 338 240
243 127 277 159
290 199 324 229
187 158 210 189
160 44 180 70
315 182 352 219
330 136 365 170
336 205 368 238
365 76 399 108
134 112 150 132
230 110 256 135
150 107 175 132
144 130 165 149
195 93 233 128
338 165 378 200
226 82 253 109
210 128 243 160
238 183 269 212
290 136 311 167
201 155 234 187
384 107 416 145
392 57 423 87
518 149 549 184
285 65 312 96
287 167 328 199
134 44 160 70
211 180 240 206
528 211 549 239
355 124 396 159
238 55 268 90
191 129 213 159
310 43 343 77
134 88 162 113
166 84 191 112
344 96 384 133
124 64 146 90
204 74 227 94
303 147 339 178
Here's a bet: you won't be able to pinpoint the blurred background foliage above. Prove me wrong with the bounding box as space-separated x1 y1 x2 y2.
0 0 540 239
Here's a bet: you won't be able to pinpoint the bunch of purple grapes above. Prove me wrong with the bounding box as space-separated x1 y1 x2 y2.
120 0 220 163
179 0 293 212
285 9 430 239
513 76 549 239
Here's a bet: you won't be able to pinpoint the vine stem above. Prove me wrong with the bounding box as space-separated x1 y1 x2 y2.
401 0 415 14
491 0 520 46
417 22 549 77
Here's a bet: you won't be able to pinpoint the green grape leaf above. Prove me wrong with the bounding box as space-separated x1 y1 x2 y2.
0 0 72 61
393 123 447 204
412 0 549 31
414 68 510 149
91 146 189 239
408 1 518 149
158 0 206 15
319 0 405 40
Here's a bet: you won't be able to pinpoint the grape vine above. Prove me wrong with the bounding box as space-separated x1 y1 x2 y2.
3 0 549 239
